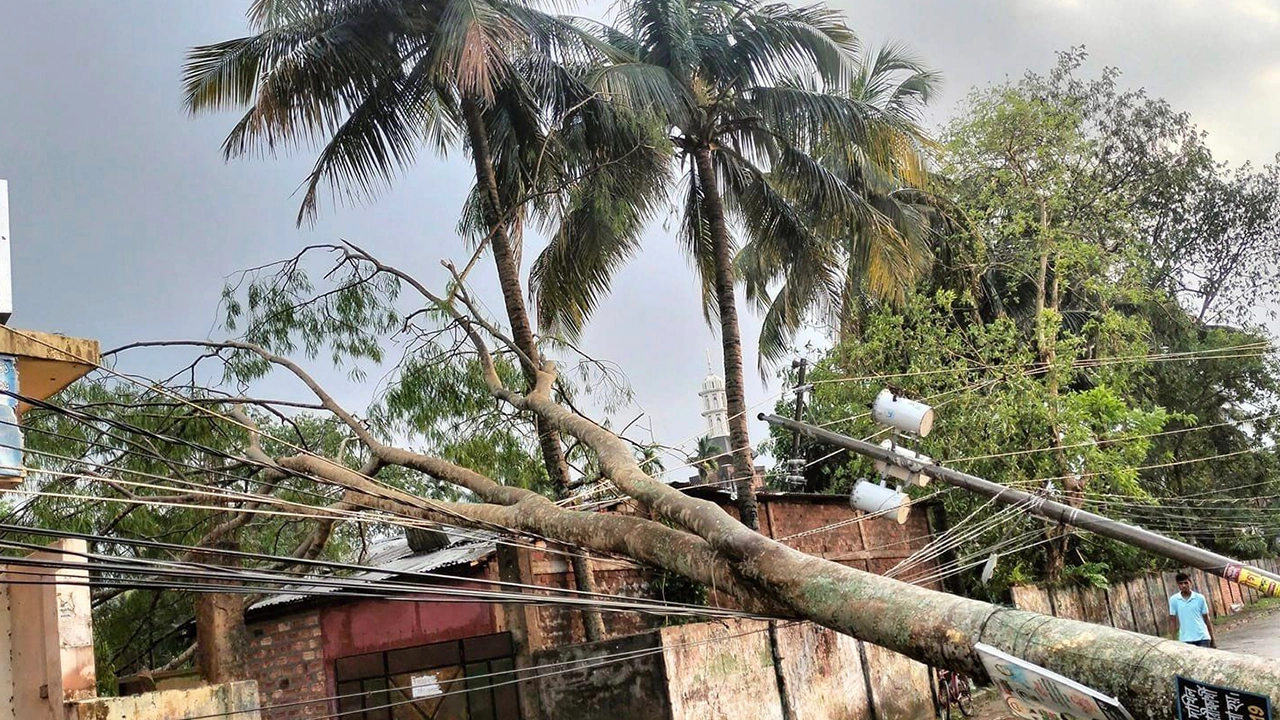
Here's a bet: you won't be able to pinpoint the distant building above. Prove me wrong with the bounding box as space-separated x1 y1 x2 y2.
698 367 730 451
691 362 764 487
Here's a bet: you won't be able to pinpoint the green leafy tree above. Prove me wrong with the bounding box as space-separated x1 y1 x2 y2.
766 290 1167 593
768 51 1280 588
10 381 378 684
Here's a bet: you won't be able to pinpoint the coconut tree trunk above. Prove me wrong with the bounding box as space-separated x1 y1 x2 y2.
693 145 760 531
461 97 606 641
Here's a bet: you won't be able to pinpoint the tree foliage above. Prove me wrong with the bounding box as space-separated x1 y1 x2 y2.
767 51 1280 595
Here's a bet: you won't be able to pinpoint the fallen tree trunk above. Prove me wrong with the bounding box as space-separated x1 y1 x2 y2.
288 443 1280 717
491 362 1280 718
150 249 1280 720
752 551 1280 714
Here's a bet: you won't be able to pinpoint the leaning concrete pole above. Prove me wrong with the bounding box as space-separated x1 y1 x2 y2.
753 414 1280 719
761 413 1280 597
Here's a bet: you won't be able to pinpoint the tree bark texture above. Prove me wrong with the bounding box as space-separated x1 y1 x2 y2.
693 145 760 531
461 98 605 641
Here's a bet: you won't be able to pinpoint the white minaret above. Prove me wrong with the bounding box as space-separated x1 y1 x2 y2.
699 351 730 441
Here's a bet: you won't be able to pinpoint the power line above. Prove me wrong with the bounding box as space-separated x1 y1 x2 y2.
0 526 760 619
6 330 537 542
808 342 1273 387
8 435 532 553
9 329 749 575
4 401 628 562
938 409 1280 467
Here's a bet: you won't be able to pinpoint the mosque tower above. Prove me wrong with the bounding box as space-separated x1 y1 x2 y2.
699 352 730 451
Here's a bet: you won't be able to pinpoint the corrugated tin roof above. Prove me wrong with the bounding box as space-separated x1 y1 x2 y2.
249 539 496 612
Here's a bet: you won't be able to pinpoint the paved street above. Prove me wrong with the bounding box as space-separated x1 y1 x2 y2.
1216 605 1280 658
964 605 1280 719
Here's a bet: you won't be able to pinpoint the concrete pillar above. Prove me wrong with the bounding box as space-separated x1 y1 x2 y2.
496 545 545 720
0 583 15 720
195 543 248 684
5 539 96 720
195 592 248 684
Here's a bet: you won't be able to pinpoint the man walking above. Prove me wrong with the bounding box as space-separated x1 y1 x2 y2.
1169 572 1216 648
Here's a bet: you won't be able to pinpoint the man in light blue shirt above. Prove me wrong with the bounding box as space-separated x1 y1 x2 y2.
1169 572 1216 648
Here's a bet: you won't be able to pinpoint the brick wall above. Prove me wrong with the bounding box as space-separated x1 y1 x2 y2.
532 556 663 647
761 495 937 575
245 609 327 720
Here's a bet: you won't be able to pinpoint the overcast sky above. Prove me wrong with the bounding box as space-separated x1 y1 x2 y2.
1 0 1277 472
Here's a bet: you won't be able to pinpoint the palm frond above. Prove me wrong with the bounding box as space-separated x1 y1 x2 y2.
248 0 326 29
430 0 526 100
184 0 412 156
743 82 869 148
296 63 455 224
715 2 859 90
585 62 689 120
623 0 698 81
753 266 833 366
529 93 672 337
530 195 644 340
718 147 843 363
853 42 940 118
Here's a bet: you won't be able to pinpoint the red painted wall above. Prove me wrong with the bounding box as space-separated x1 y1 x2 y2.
319 596 496 661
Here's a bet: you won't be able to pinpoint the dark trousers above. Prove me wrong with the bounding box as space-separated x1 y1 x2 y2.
1186 639 1212 648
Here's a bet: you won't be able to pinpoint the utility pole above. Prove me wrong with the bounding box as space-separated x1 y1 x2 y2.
760 413 1280 597
784 359 808 489
790 359 809 433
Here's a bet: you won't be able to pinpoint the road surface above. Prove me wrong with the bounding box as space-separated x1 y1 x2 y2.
964 605 1280 719
1216 605 1280 658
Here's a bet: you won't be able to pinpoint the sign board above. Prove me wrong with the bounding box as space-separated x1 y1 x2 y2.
1177 676 1271 720
975 643 1134 720
0 356 22 478
411 673 443 699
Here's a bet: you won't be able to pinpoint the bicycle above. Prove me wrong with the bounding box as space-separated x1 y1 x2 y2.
935 667 974 720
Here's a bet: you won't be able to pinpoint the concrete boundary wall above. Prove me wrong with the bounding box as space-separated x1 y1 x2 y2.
73 682 261 720
533 619 935 720
1010 559 1274 639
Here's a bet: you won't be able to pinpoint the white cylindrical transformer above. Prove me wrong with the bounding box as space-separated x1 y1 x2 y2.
850 479 909 524
871 389 935 437
873 439 932 486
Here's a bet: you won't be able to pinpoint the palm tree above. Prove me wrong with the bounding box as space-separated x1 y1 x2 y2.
182 0 664 641
741 43 941 361
531 1 937 527
686 435 723 485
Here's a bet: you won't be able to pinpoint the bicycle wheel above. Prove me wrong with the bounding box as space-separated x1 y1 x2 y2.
936 676 952 720
956 678 974 717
